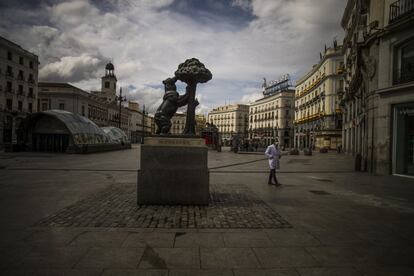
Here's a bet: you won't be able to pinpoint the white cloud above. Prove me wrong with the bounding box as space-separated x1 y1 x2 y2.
40 54 105 82
1 0 346 114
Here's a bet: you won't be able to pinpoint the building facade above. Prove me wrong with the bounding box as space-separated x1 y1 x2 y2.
38 82 110 125
171 113 186 135
126 101 144 143
249 76 295 148
38 63 155 142
294 45 344 150
207 104 249 143
341 0 414 176
0 36 38 149
38 82 151 143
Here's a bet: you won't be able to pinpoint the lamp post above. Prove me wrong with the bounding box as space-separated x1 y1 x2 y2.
116 87 127 129
141 104 147 144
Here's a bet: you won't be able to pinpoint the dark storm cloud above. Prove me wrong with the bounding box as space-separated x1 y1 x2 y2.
163 0 256 28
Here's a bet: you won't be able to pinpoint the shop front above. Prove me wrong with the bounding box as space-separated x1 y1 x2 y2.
393 103 414 177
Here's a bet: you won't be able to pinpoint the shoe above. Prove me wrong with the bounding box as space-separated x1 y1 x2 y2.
275 183 282 187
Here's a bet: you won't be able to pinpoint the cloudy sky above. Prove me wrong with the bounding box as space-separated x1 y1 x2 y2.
0 0 347 114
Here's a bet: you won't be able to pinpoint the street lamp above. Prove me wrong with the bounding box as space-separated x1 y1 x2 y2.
116 87 127 129
141 104 147 144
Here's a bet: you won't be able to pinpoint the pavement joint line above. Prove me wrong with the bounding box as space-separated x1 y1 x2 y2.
2 167 138 172
210 170 355 173
0 167 356 174
250 247 264 269
209 158 268 170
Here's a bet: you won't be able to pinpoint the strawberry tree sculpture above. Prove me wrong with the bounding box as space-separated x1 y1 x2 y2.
175 58 212 135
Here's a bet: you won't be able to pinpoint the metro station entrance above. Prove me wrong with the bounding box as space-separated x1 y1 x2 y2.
32 133 69 153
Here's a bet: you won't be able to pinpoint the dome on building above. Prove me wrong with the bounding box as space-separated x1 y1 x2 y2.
21 110 111 146
105 62 115 71
18 109 131 153
101 126 129 144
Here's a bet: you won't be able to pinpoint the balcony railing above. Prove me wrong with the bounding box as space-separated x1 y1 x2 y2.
389 0 414 23
393 65 414 85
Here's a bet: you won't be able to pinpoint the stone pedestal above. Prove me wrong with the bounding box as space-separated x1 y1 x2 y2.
137 136 209 205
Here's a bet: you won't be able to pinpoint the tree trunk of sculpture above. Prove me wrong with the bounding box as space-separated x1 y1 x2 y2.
184 81 197 135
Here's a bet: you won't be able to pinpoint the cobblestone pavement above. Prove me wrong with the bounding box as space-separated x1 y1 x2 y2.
36 184 291 229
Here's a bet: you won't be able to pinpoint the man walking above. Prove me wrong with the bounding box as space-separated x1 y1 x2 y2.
265 140 281 186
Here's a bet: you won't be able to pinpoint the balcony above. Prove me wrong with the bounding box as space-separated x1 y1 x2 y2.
389 0 414 23
6 72 14 79
5 88 14 94
393 64 414 85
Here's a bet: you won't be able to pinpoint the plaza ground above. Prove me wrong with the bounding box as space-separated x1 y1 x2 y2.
0 146 414 275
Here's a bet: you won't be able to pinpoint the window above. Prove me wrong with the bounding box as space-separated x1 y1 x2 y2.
394 40 414 84
29 87 33 97
18 85 23 95
42 102 48 111
59 103 65 110
82 105 85 116
28 103 33 113
19 56 23 65
285 110 289 116
18 70 24 80
7 66 13 77
7 51 12 61
6 82 12 92
29 61 33 69
18 101 22 112
6 99 12 110
105 81 110 88
28 73 33 82
113 83 116 89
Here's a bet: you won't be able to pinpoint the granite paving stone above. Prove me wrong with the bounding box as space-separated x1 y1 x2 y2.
253 247 319 268
308 231 370 246
305 246 363 267
24 229 84 246
356 266 414 276
123 233 175 248
352 245 414 267
264 229 321 247
0 246 32 268
75 247 145 269
296 267 362 276
13 246 89 268
101 269 168 276
233 268 300 276
222 232 273 247
0 230 33 247
168 269 233 276
353 229 413 246
200 248 260 269
173 233 225 248
1 269 102 276
69 231 129 247
139 247 199 269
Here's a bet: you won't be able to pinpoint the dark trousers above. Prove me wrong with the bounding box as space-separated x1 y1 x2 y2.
268 169 277 184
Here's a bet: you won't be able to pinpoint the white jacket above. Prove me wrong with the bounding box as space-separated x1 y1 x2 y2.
265 144 281 170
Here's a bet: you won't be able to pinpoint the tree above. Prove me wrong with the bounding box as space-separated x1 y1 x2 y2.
175 58 212 135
